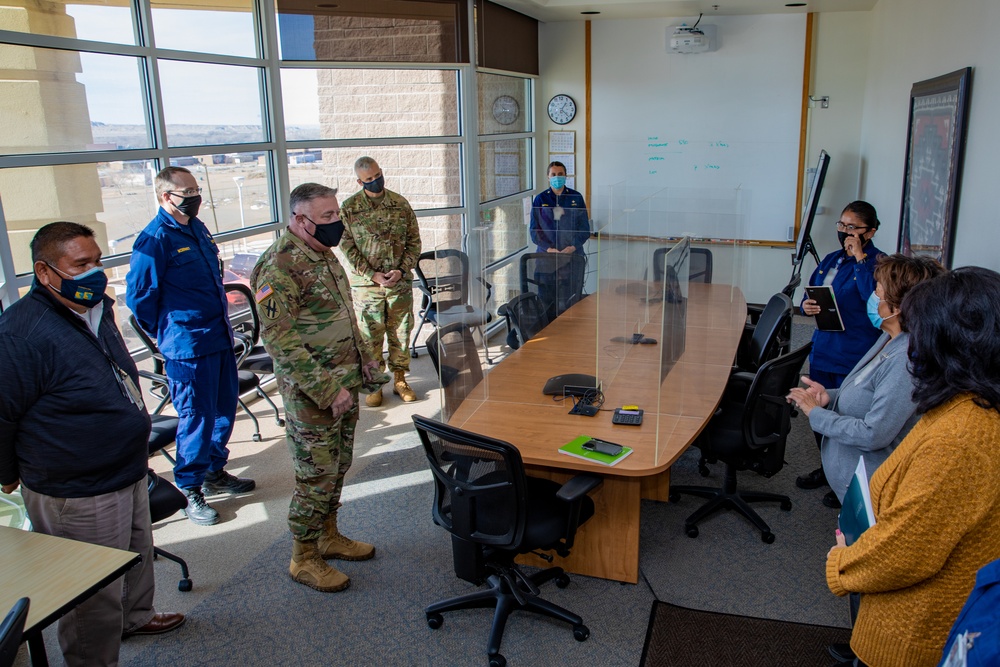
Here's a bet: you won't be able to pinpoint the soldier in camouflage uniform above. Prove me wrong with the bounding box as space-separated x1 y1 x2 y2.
340 156 422 407
250 183 381 593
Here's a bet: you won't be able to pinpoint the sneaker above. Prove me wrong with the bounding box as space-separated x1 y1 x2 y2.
201 469 256 495
182 488 220 526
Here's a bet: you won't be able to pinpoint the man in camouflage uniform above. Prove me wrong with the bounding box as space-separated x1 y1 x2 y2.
340 156 422 407
250 183 381 592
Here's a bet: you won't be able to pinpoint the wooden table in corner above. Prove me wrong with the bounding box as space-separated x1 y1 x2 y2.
448 282 747 583
0 525 140 667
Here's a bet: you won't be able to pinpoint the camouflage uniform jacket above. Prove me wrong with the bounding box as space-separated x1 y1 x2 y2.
339 189 421 288
250 230 371 422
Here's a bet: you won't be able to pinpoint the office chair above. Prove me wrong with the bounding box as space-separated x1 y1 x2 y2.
669 342 812 543
734 292 793 375
147 414 193 592
497 292 550 350
425 323 484 421
0 597 28 667
520 252 586 322
223 283 277 376
129 315 282 442
653 246 713 284
411 248 495 363
412 416 601 667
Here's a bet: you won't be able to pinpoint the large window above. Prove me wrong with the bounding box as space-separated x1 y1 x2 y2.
0 0 538 349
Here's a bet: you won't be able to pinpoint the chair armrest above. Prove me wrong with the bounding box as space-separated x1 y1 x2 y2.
556 474 603 503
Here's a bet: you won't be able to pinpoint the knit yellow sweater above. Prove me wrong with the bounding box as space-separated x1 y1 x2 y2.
826 393 1000 667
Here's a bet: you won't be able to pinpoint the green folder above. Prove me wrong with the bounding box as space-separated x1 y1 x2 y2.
839 456 876 546
558 435 633 466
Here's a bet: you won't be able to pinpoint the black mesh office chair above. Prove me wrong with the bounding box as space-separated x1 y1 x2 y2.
497 292 550 350
129 315 282 442
669 342 811 543
411 249 494 363
520 252 586 323
0 598 28 667
412 416 601 667
224 283 277 376
653 246 713 283
425 323 484 421
734 292 793 375
147 414 193 592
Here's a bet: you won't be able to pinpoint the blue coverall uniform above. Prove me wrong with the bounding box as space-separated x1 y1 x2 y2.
801 241 883 390
529 187 591 318
126 208 238 490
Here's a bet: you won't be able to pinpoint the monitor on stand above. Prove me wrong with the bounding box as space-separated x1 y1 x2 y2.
785 150 830 297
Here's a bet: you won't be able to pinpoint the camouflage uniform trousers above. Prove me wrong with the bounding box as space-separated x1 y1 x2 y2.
352 283 414 373
284 391 359 543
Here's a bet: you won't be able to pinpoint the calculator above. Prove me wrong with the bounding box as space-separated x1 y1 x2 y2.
612 407 644 425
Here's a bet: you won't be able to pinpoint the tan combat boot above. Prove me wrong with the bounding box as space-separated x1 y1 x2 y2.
365 387 383 407
289 539 350 592
392 370 417 402
318 515 376 561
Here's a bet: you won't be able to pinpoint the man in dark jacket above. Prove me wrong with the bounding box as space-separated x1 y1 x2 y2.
0 222 183 666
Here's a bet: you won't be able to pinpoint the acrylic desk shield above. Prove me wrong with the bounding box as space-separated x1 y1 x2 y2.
592 184 750 468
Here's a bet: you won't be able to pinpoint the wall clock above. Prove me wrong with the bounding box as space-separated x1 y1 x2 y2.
547 94 577 125
492 95 520 125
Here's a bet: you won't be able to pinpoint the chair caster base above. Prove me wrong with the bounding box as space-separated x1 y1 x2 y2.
252 434 262 442
488 654 506 667
178 578 192 592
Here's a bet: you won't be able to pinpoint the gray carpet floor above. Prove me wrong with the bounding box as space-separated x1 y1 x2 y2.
17 318 847 666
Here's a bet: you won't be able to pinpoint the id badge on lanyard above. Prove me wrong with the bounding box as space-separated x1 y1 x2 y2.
112 361 146 411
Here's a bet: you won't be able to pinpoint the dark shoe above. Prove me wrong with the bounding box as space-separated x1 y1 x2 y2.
823 490 843 509
202 469 256 495
796 467 828 489
124 612 186 637
828 643 855 663
182 487 220 526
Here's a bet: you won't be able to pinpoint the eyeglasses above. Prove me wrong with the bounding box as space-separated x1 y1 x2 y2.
836 221 870 234
167 188 203 197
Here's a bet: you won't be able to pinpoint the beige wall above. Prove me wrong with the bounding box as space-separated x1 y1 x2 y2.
537 21 586 203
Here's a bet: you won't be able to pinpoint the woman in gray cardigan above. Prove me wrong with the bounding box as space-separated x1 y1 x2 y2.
787 254 945 508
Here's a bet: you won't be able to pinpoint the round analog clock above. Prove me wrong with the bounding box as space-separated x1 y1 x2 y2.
492 95 520 125
547 94 577 125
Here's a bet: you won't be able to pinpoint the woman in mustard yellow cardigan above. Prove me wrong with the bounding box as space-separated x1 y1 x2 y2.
825 267 1000 667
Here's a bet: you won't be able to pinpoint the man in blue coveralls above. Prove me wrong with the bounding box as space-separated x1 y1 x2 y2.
127 166 255 525
529 161 591 319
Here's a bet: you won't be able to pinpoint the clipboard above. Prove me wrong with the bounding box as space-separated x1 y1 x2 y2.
805 285 845 332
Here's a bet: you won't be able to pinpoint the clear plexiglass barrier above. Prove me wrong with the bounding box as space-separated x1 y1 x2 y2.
430 187 750 472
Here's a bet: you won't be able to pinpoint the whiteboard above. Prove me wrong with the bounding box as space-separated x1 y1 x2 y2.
591 14 806 241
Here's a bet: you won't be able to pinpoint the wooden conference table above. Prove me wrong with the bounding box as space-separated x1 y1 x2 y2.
0 525 140 666
448 281 747 583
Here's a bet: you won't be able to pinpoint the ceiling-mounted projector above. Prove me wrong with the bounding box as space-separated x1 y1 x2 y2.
668 23 717 54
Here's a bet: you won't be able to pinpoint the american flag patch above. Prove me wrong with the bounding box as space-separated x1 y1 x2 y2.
254 284 273 303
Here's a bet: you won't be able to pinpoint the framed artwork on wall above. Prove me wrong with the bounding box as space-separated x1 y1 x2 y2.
897 67 973 268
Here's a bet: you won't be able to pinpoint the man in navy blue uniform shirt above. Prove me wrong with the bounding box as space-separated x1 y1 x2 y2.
127 166 255 525
529 161 591 318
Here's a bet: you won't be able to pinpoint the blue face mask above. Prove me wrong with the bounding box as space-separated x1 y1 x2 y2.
549 175 566 190
47 264 108 308
361 175 385 195
866 291 896 329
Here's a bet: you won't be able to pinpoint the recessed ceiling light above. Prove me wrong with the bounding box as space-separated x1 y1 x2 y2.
317 3 339 7
580 11 601 14
785 2 806 5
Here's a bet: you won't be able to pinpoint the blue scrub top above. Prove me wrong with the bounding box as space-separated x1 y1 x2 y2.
530 187 591 255
803 241 883 377
126 208 233 360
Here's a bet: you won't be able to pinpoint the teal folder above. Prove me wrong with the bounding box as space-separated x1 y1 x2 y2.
558 435 633 467
839 457 876 546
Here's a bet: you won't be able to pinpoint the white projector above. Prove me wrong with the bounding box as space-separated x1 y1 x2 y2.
668 24 717 54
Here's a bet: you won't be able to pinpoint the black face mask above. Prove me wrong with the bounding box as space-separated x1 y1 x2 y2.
837 231 850 248
361 175 385 195
305 215 345 248
174 194 202 218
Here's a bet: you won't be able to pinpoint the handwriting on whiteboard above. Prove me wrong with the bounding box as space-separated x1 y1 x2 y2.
645 136 730 173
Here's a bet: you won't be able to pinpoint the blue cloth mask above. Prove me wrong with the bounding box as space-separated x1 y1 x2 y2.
47 264 108 308
362 175 385 194
866 291 896 329
549 176 567 190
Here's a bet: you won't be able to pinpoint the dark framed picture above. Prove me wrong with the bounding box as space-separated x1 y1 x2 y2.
897 68 972 268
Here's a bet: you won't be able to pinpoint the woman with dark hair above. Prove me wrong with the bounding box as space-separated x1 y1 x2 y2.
825 266 1000 667
797 201 886 493
787 254 945 508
